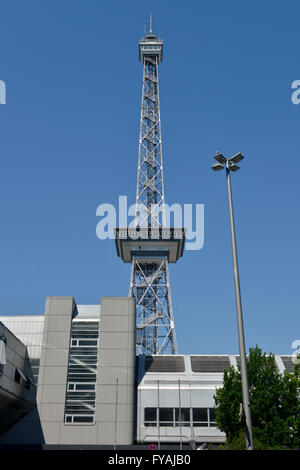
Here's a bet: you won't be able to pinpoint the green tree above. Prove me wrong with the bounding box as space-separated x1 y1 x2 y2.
214 346 300 449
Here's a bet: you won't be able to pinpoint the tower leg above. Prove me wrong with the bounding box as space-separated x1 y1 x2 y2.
130 258 178 355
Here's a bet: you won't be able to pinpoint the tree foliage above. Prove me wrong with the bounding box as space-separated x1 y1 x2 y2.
214 346 300 449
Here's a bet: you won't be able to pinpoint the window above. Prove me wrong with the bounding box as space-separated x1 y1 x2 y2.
14 368 21 384
29 358 40 386
208 408 217 427
144 408 157 427
159 408 173 427
175 408 190 427
0 338 6 375
78 384 95 390
141 46 160 52
14 367 27 384
143 407 217 428
71 339 98 347
193 408 209 427
65 415 94 424
73 416 94 423
64 321 100 425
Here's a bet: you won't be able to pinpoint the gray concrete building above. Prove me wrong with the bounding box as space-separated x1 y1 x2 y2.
37 296 136 446
0 301 296 448
0 296 136 447
0 321 36 435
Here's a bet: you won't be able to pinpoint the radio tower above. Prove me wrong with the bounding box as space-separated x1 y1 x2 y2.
115 16 185 355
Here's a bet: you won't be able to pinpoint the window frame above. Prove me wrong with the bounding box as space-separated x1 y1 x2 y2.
143 407 217 428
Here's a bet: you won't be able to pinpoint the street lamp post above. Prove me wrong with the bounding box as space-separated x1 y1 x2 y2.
211 151 254 450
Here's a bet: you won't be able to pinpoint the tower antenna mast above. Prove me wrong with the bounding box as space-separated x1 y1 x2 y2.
115 19 185 355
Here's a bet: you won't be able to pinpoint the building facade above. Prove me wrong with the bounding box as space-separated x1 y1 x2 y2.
0 321 36 436
0 296 136 447
0 306 296 448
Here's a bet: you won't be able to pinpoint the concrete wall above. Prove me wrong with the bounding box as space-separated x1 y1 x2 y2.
38 296 136 446
96 297 136 445
36 296 75 445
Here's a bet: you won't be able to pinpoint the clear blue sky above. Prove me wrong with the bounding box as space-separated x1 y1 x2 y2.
0 0 299 355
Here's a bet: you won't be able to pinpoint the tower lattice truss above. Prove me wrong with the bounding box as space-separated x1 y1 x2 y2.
129 26 177 355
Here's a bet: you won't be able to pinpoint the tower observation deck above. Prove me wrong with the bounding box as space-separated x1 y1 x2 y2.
115 18 185 355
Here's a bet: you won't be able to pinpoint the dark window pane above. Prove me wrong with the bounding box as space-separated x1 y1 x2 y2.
73 416 94 423
193 408 208 422
14 369 21 384
66 392 95 398
78 340 98 346
193 422 209 427
70 348 98 354
159 408 173 422
65 416 72 423
145 408 157 422
209 408 216 422
65 408 94 414
175 408 190 423
76 384 95 391
72 333 99 339
30 359 40 367
69 365 96 371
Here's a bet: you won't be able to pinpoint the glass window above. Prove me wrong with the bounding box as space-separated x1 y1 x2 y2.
14 369 21 384
175 408 190 427
144 408 157 426
73 416 94 423
72 333 98 339
64 321 100 425
193 408 208 427
0 339 6 368
78 340 98 346
76 384 95 391
145 408 156 421
209 408 217 427
144 407 216 428
193 408 208 421
194 422 209 427
159 408 173 426
159 408 173 421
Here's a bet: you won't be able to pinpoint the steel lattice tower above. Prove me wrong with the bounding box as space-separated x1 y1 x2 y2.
136 16 165 229
115 18 185 355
